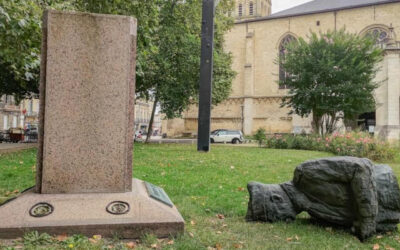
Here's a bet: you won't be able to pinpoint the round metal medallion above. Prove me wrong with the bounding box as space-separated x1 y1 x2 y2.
106 201 130 215
29 202 54 217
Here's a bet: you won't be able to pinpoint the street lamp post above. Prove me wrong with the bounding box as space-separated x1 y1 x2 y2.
197 0 217 152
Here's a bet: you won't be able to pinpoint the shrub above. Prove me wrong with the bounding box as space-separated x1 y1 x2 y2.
254 128 267 147
266 132 397 162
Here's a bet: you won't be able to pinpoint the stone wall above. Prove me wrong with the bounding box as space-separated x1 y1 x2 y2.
165 2 400 139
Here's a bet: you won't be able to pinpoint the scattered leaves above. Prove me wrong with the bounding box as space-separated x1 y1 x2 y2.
126 242 136 249
216 214 225 220
93 235 102 240
233 243 243 248
55 234 68 242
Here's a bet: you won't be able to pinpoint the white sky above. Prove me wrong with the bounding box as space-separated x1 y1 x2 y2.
272 0 313 13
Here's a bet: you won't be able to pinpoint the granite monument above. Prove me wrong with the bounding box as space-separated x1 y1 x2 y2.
0 10 184 238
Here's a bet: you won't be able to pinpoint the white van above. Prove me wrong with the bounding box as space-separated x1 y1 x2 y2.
210 130 244 144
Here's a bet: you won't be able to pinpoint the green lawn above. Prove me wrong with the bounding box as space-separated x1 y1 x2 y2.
1 144 400 249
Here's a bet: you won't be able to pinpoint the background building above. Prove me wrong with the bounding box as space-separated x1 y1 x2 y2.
0 95 40 133
0 95 22 132
165 0 400 141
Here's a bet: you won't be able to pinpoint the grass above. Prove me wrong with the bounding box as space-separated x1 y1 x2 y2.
0 144 399 249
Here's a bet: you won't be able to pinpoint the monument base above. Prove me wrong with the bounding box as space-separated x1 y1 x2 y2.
0 179 184 239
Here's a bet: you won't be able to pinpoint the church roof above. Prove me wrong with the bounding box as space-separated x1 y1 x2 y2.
270 0 398 18
238 0 400 23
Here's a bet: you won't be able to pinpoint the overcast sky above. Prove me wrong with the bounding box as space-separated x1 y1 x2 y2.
272 0 313 13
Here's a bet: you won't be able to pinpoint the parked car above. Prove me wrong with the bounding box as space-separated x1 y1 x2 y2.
134 130 147 141
210 130 243 144
211 129 227 135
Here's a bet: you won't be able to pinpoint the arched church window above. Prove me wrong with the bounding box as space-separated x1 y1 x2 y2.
249 2 254 16
238 3 243 17
279 35 297 89
364 27 390 46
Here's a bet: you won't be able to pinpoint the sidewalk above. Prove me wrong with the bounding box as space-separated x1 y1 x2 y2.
0 143 37 154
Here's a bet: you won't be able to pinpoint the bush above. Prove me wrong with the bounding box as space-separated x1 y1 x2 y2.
266 132 397 162
254 128 267 147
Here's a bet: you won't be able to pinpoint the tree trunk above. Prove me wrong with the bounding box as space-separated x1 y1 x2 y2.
145 96 158 144
312 112 321 135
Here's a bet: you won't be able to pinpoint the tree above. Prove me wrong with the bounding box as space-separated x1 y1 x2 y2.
75 0 236 142
279 29 383 135
144 0 235 142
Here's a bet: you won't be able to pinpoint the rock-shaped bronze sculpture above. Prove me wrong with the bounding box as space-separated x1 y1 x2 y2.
246 157 400 241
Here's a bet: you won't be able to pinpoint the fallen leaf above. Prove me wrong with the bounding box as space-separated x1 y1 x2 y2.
188 232 194 238
237 187 244 191
373 244 380 250
286 237 293 242
93 235 102 240
89 238 98 244
150 243 157 249
216 231 222 234
190 220 196 225
167 240 174 245
107 245 114 249
12 190 19 194
233 243 243 249
325 227 332 232
385 246 395 250
376 235 383 239
222 224 227 228
295 235 299 241
216 214 225 219
55 234 68 241
230 166 235 169
126 242 136 249
216 243 223 250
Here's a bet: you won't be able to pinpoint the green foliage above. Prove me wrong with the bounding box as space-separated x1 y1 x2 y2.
279 29 383 135
23 231 54 246
74 0 236 119
0 0 41 101
253 128 266 147
266 132 396 161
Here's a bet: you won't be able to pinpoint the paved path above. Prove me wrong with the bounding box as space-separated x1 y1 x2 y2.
0 143 37 154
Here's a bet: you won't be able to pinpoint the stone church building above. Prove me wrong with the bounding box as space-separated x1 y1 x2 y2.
164 0 400 141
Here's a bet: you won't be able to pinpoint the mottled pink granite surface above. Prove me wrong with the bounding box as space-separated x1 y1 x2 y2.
37 10 137 194
0 179 184 238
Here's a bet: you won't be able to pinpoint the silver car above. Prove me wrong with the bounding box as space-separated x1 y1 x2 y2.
210 130 243 144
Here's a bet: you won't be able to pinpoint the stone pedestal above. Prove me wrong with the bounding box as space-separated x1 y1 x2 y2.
0 10 184 238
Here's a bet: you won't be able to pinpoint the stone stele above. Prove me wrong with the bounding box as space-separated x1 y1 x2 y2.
246 157 400 241
0 10 184 238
